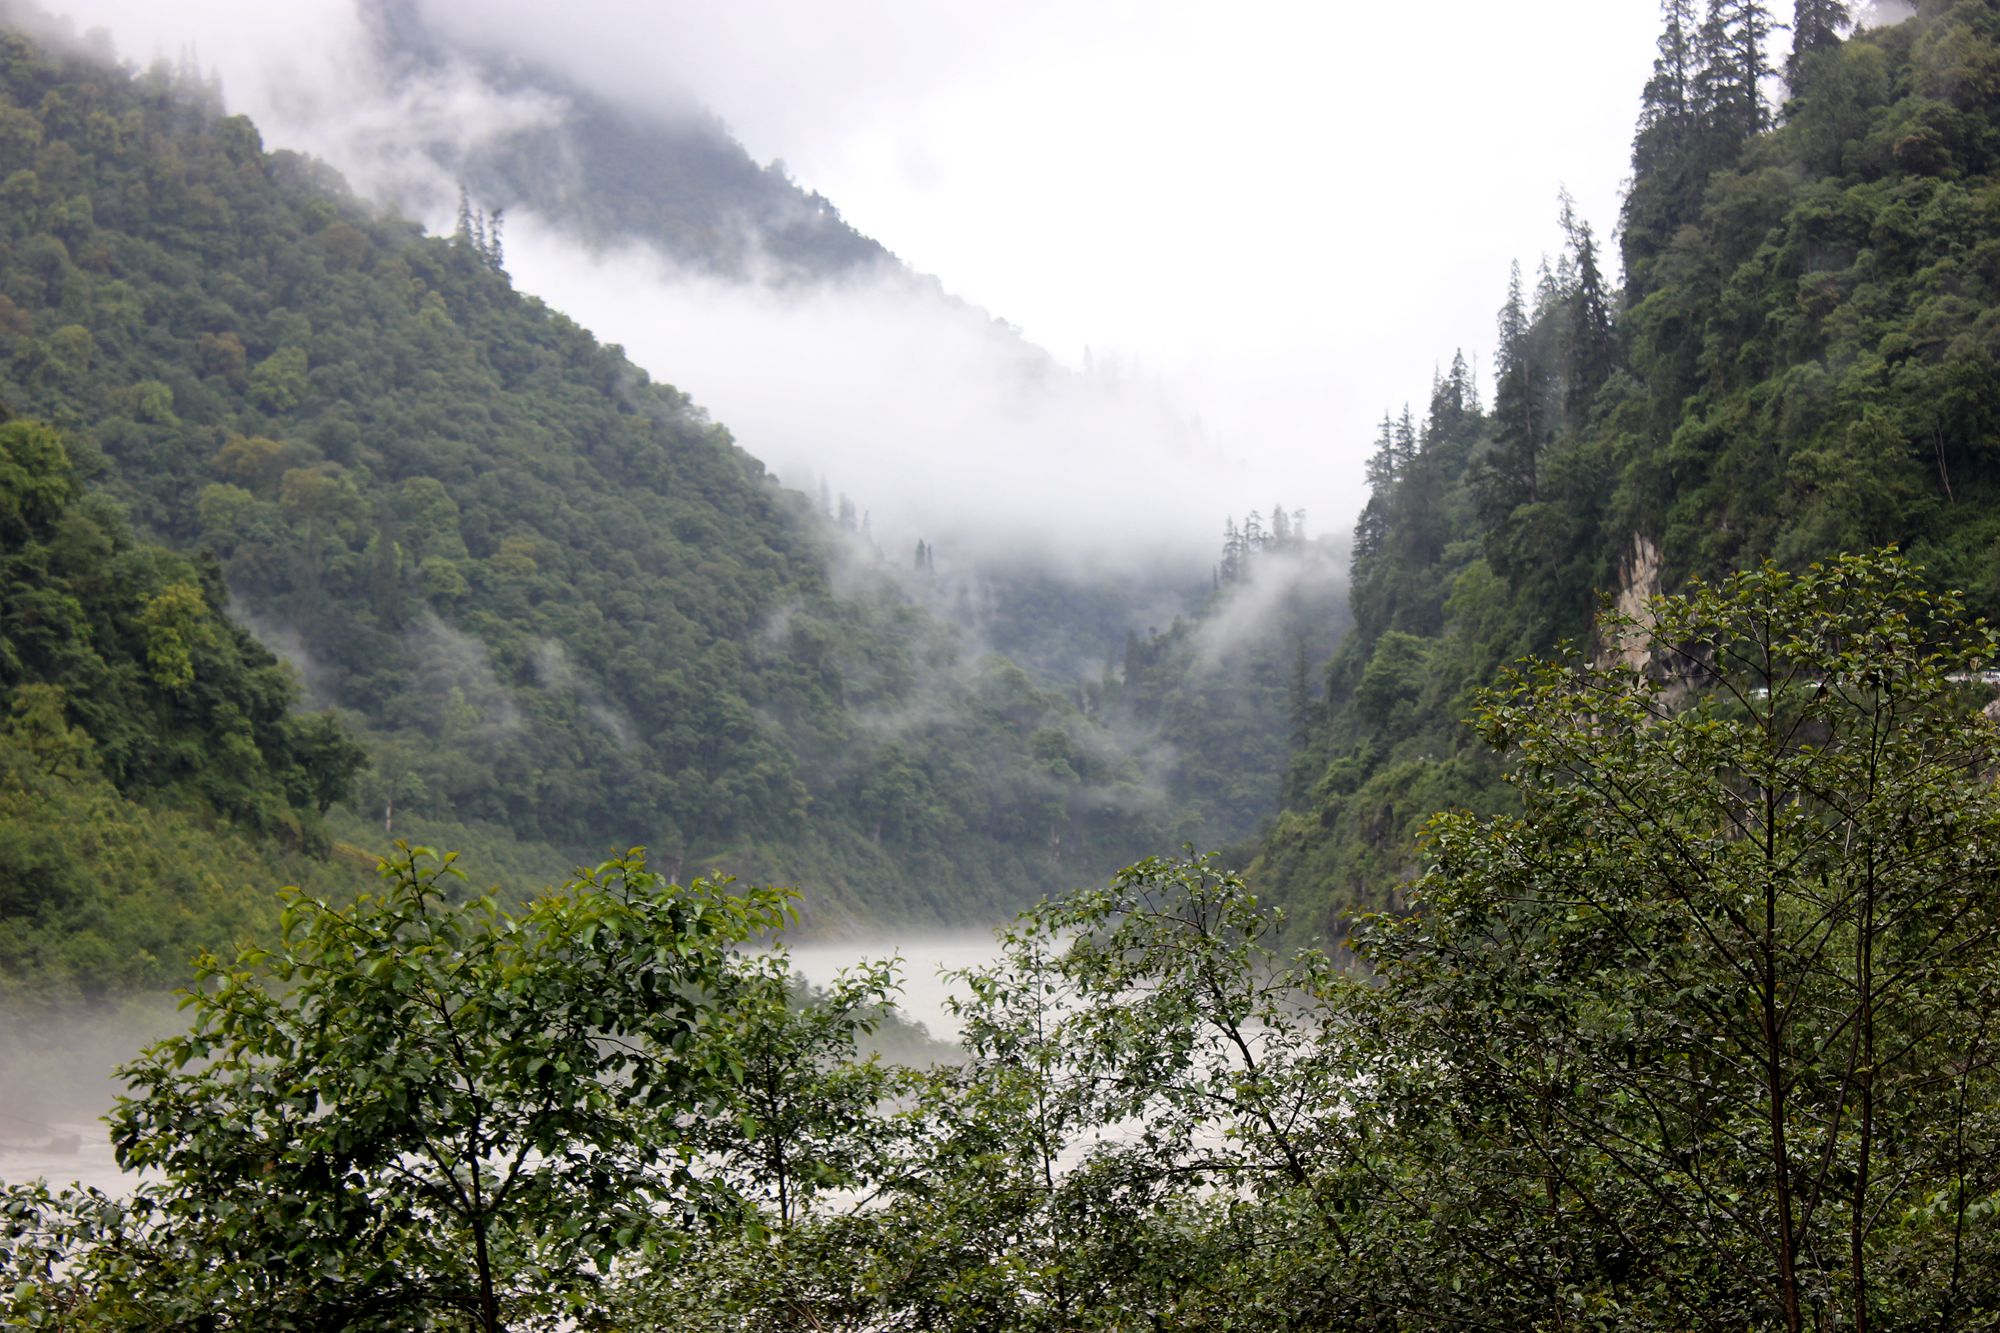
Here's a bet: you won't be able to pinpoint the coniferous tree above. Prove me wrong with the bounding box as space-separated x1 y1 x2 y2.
485 206 505 272
1497 260 1529 357
1725 0 1776 135
1696 0 1773 143
1626 0 1706 293
1645 0 1700 134
1787 0 1850 87
1533 254 1565 317
1692 1 1734 128
1393 406 1419 474
1352 415 1398 567
1488 263 1543 509
1429 351 1476 437
1560 194 1615 418
1288 637 1313 751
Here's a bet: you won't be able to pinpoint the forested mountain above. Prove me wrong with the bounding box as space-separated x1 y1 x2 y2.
1256 0 2000 936
1098 511 1347 851
0 413 371 997
354 0 895 283
25 4 2000 1328
346 0 1258 683
0 9 1193 956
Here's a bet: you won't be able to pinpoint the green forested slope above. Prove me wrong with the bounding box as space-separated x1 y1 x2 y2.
0 18 1171 929
357 0 895 282
1257 0 2000 935
1099 513 1348 853
0 414 369 998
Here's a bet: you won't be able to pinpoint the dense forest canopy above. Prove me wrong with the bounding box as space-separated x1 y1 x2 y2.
1255 0 2000 936
0 4 1333 960
18 0 2000 1327
16 553 2000 1328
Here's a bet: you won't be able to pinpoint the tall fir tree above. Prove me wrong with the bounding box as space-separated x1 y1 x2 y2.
1696 0 1774 143
1352 414 1399 567
1430 349 1477 432
1560 193 1615 419
1221 517 1245 583
1486 262 1546 521
1787 0 1850 87
1393 405 1419 473
1627 0 1709 295
1643 0 1700 134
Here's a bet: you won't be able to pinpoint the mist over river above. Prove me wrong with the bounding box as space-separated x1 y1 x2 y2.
0 933 1003 1200
780 931 1002 1044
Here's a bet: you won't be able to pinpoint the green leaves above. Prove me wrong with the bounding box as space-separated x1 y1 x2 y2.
6 845 792 1329
1354 550 2000 1328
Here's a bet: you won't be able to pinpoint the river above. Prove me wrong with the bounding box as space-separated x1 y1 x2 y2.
0 931 1003 1199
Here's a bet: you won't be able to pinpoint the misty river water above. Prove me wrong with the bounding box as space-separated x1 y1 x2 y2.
0 932 1003 1200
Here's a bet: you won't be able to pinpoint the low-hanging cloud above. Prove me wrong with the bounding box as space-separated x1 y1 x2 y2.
502 212 1252 578
405 613 520 745
530 638 637 751
38 0 1355 584
38 0 570 223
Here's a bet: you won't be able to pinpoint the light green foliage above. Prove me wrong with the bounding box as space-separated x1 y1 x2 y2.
132 580 206 693
7 846 792 1330
687 955 912 1228
631 555 2000 1328
0 689 364 1002
17 566 2000 1332
0 415 364 996
604 959 922 1329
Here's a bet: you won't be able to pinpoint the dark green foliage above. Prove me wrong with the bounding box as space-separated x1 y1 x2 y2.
0 418 360 845
1258 0 2000 935
0 692 366 1001
17 562 2000 1329
0 416 367 999
0 19 1174 926
615 852 1353 1330
1342 554 2000 1328
1102 515 1348 852
648 556 2000 1328
1790 0 1854 88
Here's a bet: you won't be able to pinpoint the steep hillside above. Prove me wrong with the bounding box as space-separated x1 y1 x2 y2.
356 0 894 283
0 414 372 998
1257 0 2000 935
0 15 1176 926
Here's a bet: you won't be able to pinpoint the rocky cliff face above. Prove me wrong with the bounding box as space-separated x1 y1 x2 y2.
1601 532 1662 673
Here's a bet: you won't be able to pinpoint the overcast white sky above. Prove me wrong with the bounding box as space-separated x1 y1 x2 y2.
46 0 1673 572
